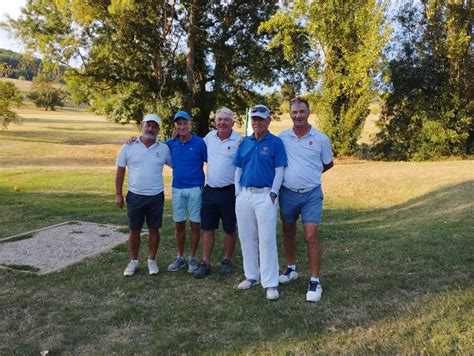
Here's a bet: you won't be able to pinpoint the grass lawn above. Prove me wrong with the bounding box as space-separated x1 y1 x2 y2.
0 109 473 353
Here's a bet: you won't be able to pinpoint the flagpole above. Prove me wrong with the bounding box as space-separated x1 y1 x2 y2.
245 107 249 136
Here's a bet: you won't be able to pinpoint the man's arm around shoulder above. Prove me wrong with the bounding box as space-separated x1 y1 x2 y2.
323 161 334 173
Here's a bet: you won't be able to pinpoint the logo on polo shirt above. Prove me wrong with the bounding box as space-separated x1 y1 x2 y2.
261 146 268 154
156 152 160 157
309 141 314 146
227 146 231 150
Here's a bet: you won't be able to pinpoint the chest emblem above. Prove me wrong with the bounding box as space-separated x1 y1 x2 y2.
309 141 314 146
261 146 268 153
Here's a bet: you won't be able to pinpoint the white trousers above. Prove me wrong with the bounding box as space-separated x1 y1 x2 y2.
235 188 279 288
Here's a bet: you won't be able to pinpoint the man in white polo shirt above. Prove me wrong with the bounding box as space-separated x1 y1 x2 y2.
192 108 242 279
115 114 172 277
278 97 334 302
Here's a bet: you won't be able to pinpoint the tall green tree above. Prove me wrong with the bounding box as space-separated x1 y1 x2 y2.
374 0 473 160
261 0 389 155
0 81 23 129
6 0 288 136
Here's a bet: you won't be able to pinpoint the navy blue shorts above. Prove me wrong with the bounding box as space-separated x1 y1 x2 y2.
279 186 323 224
126 191 164 230
200 185 236 233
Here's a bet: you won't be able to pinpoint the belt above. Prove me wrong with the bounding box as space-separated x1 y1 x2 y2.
287 187 316 193
243 186 270 193
207 184 234 191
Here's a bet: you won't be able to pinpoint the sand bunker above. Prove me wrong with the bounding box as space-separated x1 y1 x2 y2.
0 221 128 274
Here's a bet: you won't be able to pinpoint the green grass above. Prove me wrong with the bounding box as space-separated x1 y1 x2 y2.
0 109 473 353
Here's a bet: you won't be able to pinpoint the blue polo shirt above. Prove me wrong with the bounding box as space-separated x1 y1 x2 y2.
165 133 207 189
233 131 287 188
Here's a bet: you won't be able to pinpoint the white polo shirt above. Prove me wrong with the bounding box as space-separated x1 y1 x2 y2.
204 129 242 188
279 126 333 190
116 138 171 196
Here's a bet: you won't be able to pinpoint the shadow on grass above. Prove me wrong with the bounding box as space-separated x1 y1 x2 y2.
0 181 472 353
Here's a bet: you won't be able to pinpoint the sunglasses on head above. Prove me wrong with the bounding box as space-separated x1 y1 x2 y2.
290 97 309 103
251 107 269 113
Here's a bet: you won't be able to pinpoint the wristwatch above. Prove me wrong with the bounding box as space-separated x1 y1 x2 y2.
269 192 278 199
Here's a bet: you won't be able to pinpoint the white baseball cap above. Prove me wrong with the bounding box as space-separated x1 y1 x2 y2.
250 105 270 119
143 114 161 125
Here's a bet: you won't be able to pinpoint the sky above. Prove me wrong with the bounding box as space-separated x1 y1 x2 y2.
0 0 26 52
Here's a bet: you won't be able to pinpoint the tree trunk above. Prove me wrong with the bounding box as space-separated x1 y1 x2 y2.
185 0 198 114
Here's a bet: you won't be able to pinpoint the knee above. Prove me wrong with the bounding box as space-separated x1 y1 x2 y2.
305 235 320 246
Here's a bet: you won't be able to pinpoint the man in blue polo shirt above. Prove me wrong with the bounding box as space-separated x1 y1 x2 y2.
165 111 207 273
233 104 287 300
278 97 334 303
115 114 172 277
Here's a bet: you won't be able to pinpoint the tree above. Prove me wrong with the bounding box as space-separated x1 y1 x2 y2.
0 81 23 129
6 0 288 137
261 0 390 156
65 74 90 111
28 74 65 111
373 0 473 160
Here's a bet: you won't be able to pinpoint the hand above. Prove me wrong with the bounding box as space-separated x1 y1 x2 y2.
115 193 124 208
171 130 179 139
124 136 137 145
269 192 277 204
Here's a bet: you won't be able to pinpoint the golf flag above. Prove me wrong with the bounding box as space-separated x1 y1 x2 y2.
244 107 253 136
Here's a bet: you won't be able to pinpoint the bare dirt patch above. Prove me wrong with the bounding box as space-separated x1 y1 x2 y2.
0 221 128 274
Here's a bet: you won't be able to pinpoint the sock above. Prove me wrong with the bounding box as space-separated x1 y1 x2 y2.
131 259 138 265
148 259 155 263
288 264 296 271
311 277 320 283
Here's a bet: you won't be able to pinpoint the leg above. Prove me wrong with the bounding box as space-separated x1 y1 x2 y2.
147 227 160 260
235 190 260 281
223 232 237 260
304 224 322 278
300 186 324 278
282 221 297 265
220 186 237 261
189 222 201 257
255 193 279 289
175 221 186 256
278 187 301 267
188 186 203 257
145 192 164 260
128 229 141 260
201 230 215 264
172 188 187 257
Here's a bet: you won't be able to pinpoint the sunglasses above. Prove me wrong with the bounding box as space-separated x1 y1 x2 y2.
251 107 270 114
290 97 309 103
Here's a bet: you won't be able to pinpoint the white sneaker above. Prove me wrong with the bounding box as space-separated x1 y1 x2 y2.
237 279 260 289
279 267 298 284
266 287 279 301
306 281 323 302
123 261 138 277
148 260 159 275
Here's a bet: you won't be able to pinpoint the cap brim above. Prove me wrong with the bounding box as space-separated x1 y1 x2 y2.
143 119 160 125
250 112 269 119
